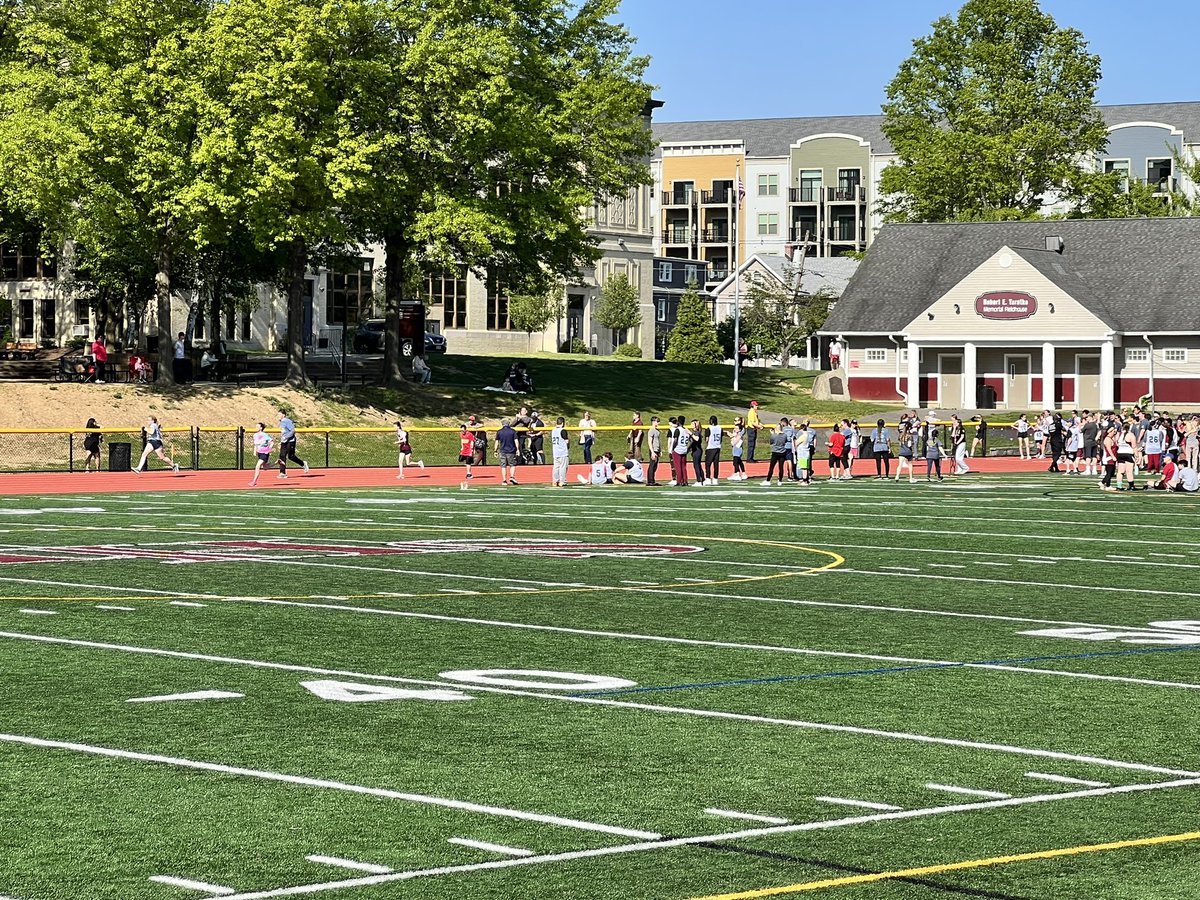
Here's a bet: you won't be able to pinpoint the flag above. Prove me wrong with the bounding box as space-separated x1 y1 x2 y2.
737 173 745 205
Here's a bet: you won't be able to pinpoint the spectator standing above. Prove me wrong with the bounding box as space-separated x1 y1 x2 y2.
81 418 103 473
829 338 844 370
172 332 188 384
894 414 916 483
826 427 846 481
703 415 723 484
688 419 705 486
248 422 274 486
762 418 791 486
923 415 944 482
578 412 597 464
628 412 645 460
133 415 179 474
91 336 108 383
1046 413 1066 473
670 416 691 486
729 419 746 481
1081 412 1100 477
276 411 309 479
645 416 662 486
458 423 476 480
495 418 520 485
793 421 812 485
951 415 969 475
527 409 545 464
1185 416 1200 470
1015 414 1031 460
870 419 891 479
550 417 570 487
745 400 762 462
513 406 533 461
843 419 859 479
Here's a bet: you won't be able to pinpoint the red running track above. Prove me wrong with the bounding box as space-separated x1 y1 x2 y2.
0 456 1052 496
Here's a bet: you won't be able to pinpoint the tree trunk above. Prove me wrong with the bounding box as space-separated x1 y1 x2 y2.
284 236 308 387
156 238 176 386
382 227 408 388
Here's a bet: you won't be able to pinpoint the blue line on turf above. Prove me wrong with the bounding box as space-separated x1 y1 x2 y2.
575 643 1200 697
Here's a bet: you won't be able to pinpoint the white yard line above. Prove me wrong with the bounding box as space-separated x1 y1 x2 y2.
925 783 1011 799
0 575 212 597
878 566 920 572
95 604 135 612
18 609 55 615
0 733 660 840
446 838 533 857
149 875 235 895
1025 772 1110 788
1 633 1194 779
170 601 208 608
304 856 392 875
209 777 1200 900
703 808 789 825
813 796 901 811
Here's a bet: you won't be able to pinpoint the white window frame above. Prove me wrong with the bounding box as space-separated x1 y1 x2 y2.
865 348 887 363
1125 347 1149 364
899 348 924 364
1104 158 1130 193
1164 348 1188 363
758 174 779 196
684 264 698 285
757 213 779 236
658 261 672 282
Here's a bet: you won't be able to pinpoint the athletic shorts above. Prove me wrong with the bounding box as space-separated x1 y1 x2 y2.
459 454 474 463
500 452 518 467
1117 453 1135 464
149 439 163 450
1083 444 1097 459
256 452 270 463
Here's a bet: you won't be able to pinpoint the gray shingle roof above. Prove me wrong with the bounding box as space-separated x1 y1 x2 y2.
653 101 1200 159
821 218 1200 335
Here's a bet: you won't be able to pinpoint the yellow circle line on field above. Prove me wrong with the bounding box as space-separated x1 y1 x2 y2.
0 525 844 603
687 830 1200 899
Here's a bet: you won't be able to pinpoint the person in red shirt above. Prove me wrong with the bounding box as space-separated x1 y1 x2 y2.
1151 451 1178 490
458 424 476 480
91 336 108 383
826 428 846 481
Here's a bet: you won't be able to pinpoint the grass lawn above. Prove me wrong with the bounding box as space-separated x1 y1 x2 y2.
1 474 1199 899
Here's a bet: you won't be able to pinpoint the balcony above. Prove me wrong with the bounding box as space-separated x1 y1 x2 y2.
828 222 864 243
701 229 731 245
708 268 729 283
701 188 731 205
789 186 822 204
790 224 819 242
661 228 693 245
827 185 866 203
660 190 693 207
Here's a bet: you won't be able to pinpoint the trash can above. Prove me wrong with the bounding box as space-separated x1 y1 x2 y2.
109 442 132 472
976 384 997 410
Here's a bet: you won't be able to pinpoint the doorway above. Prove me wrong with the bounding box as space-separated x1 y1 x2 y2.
1004 354 1031 409
1077 355 1100 410
938 354 963 408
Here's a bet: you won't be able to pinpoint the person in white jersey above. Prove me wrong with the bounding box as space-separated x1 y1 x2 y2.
550 417 571 487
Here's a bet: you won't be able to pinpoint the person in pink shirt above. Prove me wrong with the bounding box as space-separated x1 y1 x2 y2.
91 336 108 383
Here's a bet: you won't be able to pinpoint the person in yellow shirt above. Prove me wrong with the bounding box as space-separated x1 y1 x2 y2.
746 400 762 463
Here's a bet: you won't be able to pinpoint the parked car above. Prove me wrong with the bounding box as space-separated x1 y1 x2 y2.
352 319 447 355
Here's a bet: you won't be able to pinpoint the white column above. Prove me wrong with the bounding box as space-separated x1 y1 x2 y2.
1099 339 1115 410
1041 342 1056 410
906 342 921 408
963 342 977 409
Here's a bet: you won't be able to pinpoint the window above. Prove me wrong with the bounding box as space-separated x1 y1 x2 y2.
1125 347 1149 363
0 232 56 281
757 213 779 236
757 174 779 196
1104 159 1130 193
18 296 33 338
193 312 204 340
74 297 90 332
658 261 673 282
425 265 468 329
684 264 699 285
656 299 667 322
836 168 861 199
798 169 822 203
833 214 857 242
225 307 236 341
39 297 55 339
1164 348 1188 363
241 308 251 342
1147 158 1172 188
899 348 923 364
865 348 887 363
487 267 512 330
327 258 374 327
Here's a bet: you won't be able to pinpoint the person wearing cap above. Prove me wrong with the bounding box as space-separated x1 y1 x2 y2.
746 400 762 463
527 408 545 464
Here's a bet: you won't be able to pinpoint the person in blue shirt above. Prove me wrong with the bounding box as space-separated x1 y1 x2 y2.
276 411 309 479
495 418 520 485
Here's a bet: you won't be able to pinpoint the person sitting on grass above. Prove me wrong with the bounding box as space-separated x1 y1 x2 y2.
1149 450 1178 491
612 451 645 485
577 451 614 485
1171 457 1199 493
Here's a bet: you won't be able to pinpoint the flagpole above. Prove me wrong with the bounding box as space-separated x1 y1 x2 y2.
732 165 742 392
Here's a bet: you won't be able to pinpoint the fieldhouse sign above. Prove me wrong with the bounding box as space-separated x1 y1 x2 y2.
975 290 1037 320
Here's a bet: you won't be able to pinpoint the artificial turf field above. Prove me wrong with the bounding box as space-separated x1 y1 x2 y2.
2 474 1199 900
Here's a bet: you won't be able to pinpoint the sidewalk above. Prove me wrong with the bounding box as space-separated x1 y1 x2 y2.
0 456 1052 496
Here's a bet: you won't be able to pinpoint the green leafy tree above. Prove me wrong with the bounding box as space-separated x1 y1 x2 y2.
507 289 564 352
665 285 721 364
593 272 641 348
742 264 835 366
880 0 1106 222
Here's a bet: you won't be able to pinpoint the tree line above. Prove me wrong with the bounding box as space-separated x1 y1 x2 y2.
0 0 653 384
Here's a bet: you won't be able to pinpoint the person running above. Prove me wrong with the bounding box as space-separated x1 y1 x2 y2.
550 417 570 487
81 418 103 472
870 418 891 479
133 415 179 474
970 416 988 458
495 418 520 485
458 422 476 480
670 415 691 486
762 418 791 486
248 422 274 486
645 416 662 486
703 415 723 484
276 411 309 479
729 419 746 481
950 415 969 475
895 414 917 483
1015 414 1031 460
923 415 944 482
394 420 425 479
825 426 846 481
578 411 596 464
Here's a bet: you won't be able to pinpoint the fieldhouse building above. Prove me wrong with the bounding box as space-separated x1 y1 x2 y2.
820 218 1200 410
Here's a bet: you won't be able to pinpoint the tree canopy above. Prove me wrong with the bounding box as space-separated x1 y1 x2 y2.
664 285 721 364
593 272 641 347
879 0 1106 223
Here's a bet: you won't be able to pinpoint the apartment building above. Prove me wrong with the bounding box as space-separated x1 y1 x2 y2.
651 102 1200 281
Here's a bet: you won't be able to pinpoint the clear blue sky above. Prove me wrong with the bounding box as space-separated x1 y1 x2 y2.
616 0 1200 122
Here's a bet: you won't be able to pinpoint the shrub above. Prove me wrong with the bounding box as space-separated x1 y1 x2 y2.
613 343 642 359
